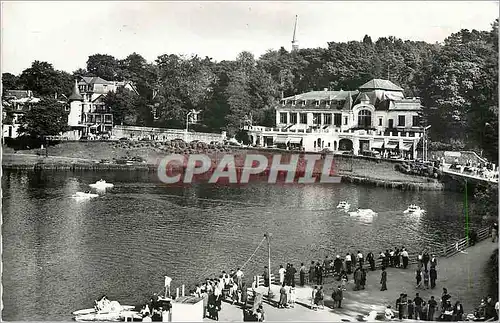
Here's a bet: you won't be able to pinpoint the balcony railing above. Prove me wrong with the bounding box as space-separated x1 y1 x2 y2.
244 125 423 138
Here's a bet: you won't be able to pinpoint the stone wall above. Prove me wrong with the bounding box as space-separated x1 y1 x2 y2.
113 125 226 143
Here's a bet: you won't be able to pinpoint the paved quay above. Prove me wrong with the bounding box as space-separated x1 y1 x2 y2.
206 239 498 321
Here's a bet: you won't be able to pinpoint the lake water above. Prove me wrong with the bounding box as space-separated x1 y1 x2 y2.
2 170 486 320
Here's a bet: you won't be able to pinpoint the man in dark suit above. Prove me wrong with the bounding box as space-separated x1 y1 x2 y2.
380 267 387 291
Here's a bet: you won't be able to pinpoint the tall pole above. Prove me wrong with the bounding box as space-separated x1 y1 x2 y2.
264 233 274 298
422 128 425 162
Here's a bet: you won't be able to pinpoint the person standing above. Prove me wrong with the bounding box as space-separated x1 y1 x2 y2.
357 251 364 267
299 263 306 286
367 252 375 271
360 266 367 290
278 283 287 309
453 301 464 320
308 261 315 285
430 266 437 289
334 255 343 274
407 300 414 320
334 285 343 308
323 256 331 275
430 254 438 268
423 251 430 271
427 296 437 321
380 267 387 291
310 286 318 310
236 268 244 290
414 293 423 320
240 283 248 308
289 264 297 287
396 294 403 320
416 269 422 289
278 265 285 285
315 262 323 285
423 269 430 289
492 222 498 242
263 266 269 287
345 253 352 274
354 266 362 291
401 248 409 269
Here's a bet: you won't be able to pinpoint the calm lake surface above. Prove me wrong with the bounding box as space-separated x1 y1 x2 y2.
2 170 486 320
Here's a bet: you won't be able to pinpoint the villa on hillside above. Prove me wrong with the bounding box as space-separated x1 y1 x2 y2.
2 90 41 139
244 79 427 160
65 76 139 140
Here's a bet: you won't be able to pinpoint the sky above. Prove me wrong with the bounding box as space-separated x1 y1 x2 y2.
1 1 499 75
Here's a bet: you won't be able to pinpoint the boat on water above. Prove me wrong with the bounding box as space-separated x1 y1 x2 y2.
72 191 99 199
336 201 350 210
404 204 425 215
73 297 141 322
89 179 114 189
349 209 378 217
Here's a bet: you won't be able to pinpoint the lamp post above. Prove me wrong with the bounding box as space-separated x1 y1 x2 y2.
423 125 431 162
263 232 274 298
186 111 193 133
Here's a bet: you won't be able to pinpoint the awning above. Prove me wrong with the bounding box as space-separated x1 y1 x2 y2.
289 137 302 144
371 141 384 149
274 137 288 144
385 141 399 149
401 143 413 151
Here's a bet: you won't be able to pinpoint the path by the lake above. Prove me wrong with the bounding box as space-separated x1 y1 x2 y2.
206 238 497 321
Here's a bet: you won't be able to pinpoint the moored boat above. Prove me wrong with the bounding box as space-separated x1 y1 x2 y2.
72 191 99 199
349 209 378 217
337 201 350 210
73 297 140 322
89 179 114 189
404 204 425 215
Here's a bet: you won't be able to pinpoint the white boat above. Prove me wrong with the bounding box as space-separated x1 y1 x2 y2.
404 204 425 215
73 298 140 322
72 192 99 199
349 209 378 217
89 179 114 189
336 201 350 210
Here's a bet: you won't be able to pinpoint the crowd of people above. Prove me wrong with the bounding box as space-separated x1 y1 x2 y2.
136 235 497 322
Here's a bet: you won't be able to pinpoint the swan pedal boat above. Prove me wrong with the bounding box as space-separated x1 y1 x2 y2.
404 204 425 215
89 180 114 189
336 201 350 209
72 192 99 199
349 209 378 217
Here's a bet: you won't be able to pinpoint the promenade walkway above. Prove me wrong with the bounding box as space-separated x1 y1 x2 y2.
207 238 498 322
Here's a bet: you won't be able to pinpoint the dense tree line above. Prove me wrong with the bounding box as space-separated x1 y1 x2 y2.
2 20 498 161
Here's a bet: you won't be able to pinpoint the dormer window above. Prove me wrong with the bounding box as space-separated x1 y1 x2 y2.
302 100 306 106
315 100 320 107
292 100 296 106
326 100 331 106
281 100 286 106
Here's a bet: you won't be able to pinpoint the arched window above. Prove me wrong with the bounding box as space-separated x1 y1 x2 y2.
358 109 372 128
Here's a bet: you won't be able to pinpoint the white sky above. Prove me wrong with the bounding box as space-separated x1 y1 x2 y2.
1 1 499 75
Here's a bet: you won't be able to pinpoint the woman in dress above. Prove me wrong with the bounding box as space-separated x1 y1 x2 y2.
278 283 287 309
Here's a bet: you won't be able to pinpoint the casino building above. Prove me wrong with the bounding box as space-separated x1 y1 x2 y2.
244 79 426 159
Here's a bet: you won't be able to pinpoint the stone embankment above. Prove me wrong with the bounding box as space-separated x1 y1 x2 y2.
2 142 443 190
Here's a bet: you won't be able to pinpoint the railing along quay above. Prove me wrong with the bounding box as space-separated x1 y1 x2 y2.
251 226 491 286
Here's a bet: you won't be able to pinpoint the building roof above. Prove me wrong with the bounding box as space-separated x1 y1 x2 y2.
69 80 83 101
3 90 33 99
79 76 114 85
358 79 403 92
358 93 370 102
390 99 423 111
283 90 359 101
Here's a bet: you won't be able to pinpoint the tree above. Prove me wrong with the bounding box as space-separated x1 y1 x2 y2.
18 98 69 141
103 87 140 125
86 54 121 81
18 61 72 97
2 73 20 90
